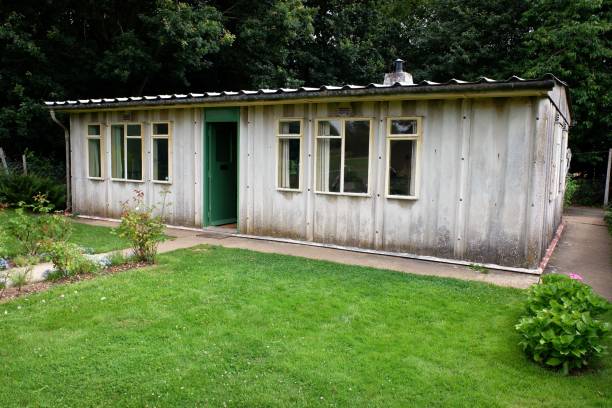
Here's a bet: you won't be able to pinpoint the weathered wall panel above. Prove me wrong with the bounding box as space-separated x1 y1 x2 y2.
71 91 569 269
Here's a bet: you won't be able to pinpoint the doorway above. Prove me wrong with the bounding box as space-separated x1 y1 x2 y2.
205 121 238 227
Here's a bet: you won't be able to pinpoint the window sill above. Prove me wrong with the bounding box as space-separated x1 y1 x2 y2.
276 188 301 193
386 194 418 200
87 177 104 181
110 178 145 183
315 191 370 198
152 180 173 185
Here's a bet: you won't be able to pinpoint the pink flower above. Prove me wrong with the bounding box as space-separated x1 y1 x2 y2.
569 273 583 281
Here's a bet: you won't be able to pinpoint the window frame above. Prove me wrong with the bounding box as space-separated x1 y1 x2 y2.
86 123 104 180
275 118 304 192
110 122 144 183
385 116 422 200
151 121 173 184
314 117 373 197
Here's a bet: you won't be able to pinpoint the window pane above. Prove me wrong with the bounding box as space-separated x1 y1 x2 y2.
391 119 417 135
88 139 101 178
153 123 168 135
278 138 300 189
127 124 141 136
111 125 124 178
317 120 341 137
88 125 100 136
126 138 142 180
153 138 169 181
279 121 300 135
389 139 416 196
316 138 341 192
344 120 370 193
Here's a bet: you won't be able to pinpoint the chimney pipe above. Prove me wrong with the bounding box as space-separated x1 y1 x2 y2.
383 58 413 85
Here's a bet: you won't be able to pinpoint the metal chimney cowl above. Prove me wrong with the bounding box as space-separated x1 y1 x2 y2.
383 58 414 85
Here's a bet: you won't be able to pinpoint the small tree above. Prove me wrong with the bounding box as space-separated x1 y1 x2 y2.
114 190 166 263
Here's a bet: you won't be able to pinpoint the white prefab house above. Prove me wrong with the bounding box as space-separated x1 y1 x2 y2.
45 62 571 273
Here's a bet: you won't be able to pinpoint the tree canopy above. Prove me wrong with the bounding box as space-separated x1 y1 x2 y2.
0 0 609 173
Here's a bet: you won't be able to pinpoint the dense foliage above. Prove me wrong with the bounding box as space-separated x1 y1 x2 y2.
516 274 610 374
0 0 610 178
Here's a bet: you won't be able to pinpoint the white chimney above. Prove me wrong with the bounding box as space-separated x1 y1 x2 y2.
383 58 413 85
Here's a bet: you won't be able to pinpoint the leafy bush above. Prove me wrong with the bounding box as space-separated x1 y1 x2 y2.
10 267 31 292
604 206 612 235
0 195 72 257
564 175 578 207
516 274 610 374
44 241 99 278
12 255 40 267
0 172 66 209
114 190 166 263
571 178 604 207
106 251 132 267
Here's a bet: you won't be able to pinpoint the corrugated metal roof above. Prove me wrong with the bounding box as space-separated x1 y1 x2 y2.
44 73 567 110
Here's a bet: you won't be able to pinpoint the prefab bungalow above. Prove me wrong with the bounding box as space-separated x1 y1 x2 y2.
45 61 571 274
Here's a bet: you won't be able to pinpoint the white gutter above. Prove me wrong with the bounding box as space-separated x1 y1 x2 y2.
49 109 71 211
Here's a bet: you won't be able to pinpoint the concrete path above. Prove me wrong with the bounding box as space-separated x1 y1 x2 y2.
71 217 539 289
545 207 612 301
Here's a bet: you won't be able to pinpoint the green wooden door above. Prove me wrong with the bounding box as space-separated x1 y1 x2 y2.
207 122 238 226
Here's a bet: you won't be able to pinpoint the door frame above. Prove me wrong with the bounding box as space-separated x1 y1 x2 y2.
203 107 240 227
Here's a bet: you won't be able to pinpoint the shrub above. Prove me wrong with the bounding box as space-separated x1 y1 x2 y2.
563 175 578 206
604 206 612 235
516 274 610 374
114 190 166 263
0 172 66 209
44 241 99 278
106 251 132 267
10 268 31 293
524 274 609 316
0 194 72 257
12 255 40 267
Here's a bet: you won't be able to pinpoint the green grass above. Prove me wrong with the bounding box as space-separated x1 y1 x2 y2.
0 246 610 407
0 210 129 256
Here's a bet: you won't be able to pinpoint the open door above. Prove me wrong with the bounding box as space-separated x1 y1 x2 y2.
206 122 238 226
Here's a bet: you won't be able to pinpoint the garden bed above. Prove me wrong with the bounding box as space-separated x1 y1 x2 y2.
0 260 149 303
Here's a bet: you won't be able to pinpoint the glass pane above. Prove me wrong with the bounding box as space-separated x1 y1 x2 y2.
389 139 416 196
87 124 100 136
111 125 124 178
343 120 370 193
127 124 141 136
126 138 142 180
316 138 341 192
153 123 168 135
390 119 417 135
317 120 341 137
88 139 101 178
277 138 300 189
279 121 300 135
153 138 169 181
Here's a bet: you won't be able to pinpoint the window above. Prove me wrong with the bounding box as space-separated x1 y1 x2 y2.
386 117 421 198
111 123 142 181
277 119 302 190
152 122 171 182
86 124 102 179
315 119 371 195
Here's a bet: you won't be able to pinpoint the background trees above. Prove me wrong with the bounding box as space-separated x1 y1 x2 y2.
0 0 609 191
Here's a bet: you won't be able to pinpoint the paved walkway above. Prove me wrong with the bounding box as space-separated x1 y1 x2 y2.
545 207 612 300
70 217 539 289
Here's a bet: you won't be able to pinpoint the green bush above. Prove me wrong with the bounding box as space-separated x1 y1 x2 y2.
0 172 66 209
571 178 604 207
44 241 99 278
114 190 166 263
516 274 610 374
604 206 612 235
564 175 578 207
1 195 72 257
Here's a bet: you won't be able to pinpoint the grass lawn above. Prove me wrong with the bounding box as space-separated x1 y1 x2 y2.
0 210 129 256
0 246 610 407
